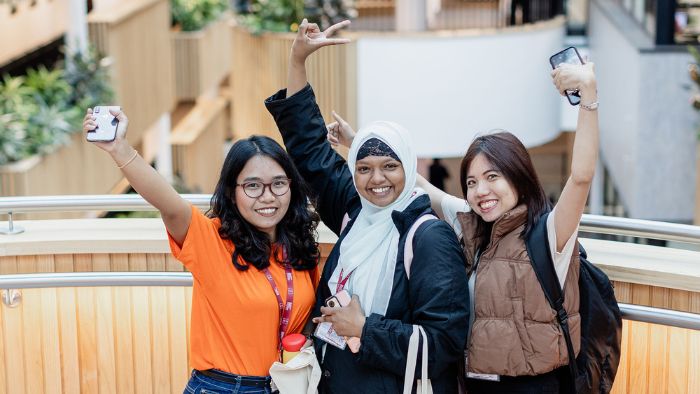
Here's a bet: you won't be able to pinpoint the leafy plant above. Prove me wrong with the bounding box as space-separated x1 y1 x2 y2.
303 0 357 30
238 0 304 33
0 114 29 165
238 0 356 34
171 0 228 32
0 46 114 165
24 66 72 108
63 46 116 111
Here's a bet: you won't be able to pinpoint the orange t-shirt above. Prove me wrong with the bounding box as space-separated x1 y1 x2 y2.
168 205 318 376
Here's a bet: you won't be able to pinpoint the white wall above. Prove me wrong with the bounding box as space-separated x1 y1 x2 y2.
589 0 697 222
355 22 566 158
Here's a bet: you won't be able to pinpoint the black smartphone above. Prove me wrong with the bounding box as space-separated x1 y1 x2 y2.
549 47 584 106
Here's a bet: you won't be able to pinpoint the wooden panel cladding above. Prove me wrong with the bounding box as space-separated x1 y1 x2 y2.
609 281 700 393
0 286 192 393
87 0 176 146
0 133 125 218
611 321 700 394
230 26 357 144
173 15 232 101
171 97 228 193
0 0 68 66
0 253 185 274
613 281 700 314
0 229 698 392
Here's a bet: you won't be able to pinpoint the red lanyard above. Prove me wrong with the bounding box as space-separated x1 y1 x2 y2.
263 262 294 352
336 268 354 293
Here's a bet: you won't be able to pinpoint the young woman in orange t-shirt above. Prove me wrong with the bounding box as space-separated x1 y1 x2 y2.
83 110 320 393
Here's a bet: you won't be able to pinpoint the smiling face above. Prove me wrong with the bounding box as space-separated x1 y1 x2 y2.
234 155 291 241
465 153 519 222
354 156 406 207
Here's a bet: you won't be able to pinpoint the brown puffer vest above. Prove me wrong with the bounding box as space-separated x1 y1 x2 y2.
457 205 581 377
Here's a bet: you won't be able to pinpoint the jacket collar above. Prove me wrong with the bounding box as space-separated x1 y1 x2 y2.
391 194 432 235
458 204 528 265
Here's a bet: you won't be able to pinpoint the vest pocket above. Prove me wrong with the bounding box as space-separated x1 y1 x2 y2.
511 297 535 358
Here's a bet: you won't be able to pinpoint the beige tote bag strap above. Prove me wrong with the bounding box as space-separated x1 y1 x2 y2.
418 326 431 394
403 325 420 394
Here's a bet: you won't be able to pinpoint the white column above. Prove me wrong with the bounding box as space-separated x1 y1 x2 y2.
589 156 604 215
395 0 428 32
66 0 89 57
156 113 174 184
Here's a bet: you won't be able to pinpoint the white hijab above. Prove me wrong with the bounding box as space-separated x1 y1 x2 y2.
328 121 423 316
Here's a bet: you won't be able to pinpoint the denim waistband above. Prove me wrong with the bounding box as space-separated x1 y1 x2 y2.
195 369 272 389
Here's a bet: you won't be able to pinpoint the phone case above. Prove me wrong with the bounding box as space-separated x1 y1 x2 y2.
316 290 362 352
549 47 583 106
325 290 351 308
87 106 120 142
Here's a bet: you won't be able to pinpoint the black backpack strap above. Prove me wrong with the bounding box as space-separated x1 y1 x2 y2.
525 212 578 393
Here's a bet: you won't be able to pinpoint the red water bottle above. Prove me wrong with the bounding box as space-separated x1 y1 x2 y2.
281 333 306 363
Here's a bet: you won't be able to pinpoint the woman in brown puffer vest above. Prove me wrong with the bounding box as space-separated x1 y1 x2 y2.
416 62 600 393
327 60 599 393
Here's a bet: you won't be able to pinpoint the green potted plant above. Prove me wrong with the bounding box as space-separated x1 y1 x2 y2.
230 0 356 141
171 0 232 100
0 47 116 197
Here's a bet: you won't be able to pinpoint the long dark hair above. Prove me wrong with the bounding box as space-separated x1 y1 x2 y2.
459 131 550 247
209 136 320 271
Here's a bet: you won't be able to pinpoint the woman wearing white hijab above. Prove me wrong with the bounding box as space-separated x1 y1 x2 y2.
265 19 469 393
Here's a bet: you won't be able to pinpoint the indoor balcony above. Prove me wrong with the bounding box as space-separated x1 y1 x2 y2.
0 195 698 393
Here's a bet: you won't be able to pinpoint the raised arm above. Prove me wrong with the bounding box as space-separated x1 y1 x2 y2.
266 19 354 234
551 62 599 251
287 19 350 97
83 109 191 245
416 175 450 218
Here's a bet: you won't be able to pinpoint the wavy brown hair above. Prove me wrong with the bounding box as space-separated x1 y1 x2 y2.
209 136 320 271
460 131 551 248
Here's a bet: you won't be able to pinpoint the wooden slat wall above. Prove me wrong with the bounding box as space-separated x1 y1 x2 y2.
0 253 185 274
0 286 192 394
88 0 176 145
0 250 697 392
173 16 232 101
609 282 700 394
230 26 357 144
0 133 125 218
0 0 68 66
171 97 228 193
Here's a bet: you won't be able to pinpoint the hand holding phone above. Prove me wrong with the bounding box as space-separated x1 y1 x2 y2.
549 47 584 106
86 106 121 142
314 290 362 352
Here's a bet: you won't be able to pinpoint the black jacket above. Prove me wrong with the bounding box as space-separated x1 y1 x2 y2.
265 84 469 394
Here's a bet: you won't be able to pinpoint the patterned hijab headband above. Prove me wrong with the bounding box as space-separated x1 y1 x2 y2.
356 138 401 162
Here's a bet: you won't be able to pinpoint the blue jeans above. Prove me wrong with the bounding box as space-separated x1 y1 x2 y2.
184 369 275 394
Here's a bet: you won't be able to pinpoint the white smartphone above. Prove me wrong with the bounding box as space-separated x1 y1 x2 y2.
87 106 120 142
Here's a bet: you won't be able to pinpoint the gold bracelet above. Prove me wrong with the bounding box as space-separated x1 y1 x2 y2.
117 150 138 169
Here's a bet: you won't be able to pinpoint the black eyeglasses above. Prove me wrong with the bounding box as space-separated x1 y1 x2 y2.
236 178 291 198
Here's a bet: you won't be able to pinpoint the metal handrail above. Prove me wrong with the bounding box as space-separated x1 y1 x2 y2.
0 272 698 330
579 214 700 244
0 194 212 212
2 195 700 243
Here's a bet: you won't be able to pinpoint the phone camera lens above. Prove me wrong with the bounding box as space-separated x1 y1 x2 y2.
328 300 336 307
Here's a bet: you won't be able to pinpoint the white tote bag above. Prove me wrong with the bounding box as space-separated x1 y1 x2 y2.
269 340 322 394
403 325 433 394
